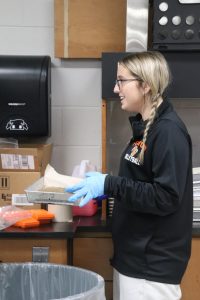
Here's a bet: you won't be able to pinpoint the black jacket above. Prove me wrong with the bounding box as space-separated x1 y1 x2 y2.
104 99 193 284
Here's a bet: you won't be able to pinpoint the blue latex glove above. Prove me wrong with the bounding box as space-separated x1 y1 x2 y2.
65 172 107 207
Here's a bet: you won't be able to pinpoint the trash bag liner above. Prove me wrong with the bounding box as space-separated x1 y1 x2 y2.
0 263 105 300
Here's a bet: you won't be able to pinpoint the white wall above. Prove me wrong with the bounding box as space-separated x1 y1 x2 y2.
0 0 102 175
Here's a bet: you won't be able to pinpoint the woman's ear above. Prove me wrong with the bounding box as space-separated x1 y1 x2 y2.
142 82 151 95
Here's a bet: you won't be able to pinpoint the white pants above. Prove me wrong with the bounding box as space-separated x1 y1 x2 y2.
113 269 182 300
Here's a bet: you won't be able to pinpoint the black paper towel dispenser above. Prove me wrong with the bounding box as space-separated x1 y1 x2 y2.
0 55 51 137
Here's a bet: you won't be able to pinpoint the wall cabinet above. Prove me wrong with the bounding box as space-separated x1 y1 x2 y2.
54 0 126 58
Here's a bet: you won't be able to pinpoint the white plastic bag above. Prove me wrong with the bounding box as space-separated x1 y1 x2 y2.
0 206 32 230
71 160 98 216
72 160 97 178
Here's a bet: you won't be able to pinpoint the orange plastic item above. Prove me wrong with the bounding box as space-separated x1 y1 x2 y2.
29 209 54 223
14 217 40 228
13 209 55 228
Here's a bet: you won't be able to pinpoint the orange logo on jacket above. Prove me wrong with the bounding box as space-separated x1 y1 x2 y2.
125 140 147 165
131 141 147 157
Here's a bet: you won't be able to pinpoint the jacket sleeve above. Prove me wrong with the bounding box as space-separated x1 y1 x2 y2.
104 121 192 216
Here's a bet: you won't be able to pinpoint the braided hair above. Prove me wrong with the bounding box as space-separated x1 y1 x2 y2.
119 51 171 163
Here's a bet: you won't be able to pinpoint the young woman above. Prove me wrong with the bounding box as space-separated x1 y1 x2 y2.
66 51 193 300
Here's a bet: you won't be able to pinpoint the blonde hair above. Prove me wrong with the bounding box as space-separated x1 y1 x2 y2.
119 51 171 163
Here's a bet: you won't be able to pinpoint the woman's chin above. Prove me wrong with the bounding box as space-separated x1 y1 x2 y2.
121 102 128 111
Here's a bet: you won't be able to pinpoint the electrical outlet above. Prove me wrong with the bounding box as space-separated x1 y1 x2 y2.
32 247 49 262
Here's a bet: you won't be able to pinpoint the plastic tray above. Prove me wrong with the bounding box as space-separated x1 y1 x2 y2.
25 177 81 206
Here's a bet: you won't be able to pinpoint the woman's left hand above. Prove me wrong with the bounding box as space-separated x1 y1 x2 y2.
65 172 107 207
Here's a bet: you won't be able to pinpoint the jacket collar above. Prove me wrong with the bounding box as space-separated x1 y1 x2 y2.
129 98 173 139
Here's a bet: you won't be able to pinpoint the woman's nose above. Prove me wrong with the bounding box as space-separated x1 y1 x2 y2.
113 83 119 94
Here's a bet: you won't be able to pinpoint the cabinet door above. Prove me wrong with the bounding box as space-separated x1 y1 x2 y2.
0 238 68 264
55 0 126 58
181 238 200 300
73 237 113 300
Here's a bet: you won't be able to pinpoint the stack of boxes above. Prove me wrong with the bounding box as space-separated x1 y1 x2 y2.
0 143 52 207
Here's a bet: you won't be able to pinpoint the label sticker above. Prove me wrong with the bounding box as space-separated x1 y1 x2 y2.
12 194 33 206
1 154 35 170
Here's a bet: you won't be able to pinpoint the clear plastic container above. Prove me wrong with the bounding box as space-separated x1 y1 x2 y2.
0 263 105 300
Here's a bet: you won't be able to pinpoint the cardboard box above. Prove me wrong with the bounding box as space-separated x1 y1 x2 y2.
0 171 41 207
0 143 52 175
0 143 52 208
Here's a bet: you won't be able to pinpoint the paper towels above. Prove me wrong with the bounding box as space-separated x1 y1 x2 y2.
43 164 82 189
48 204 73 222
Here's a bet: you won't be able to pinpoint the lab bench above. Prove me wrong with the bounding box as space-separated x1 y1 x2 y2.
0 213 200 300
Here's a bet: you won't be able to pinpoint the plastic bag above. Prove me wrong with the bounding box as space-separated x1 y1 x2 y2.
71 160 98 216
72 160 97 178
0 137 18 148
0 263 106 300
0 206 32 230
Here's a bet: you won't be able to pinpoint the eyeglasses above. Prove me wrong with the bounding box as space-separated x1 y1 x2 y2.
115 78 140 89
